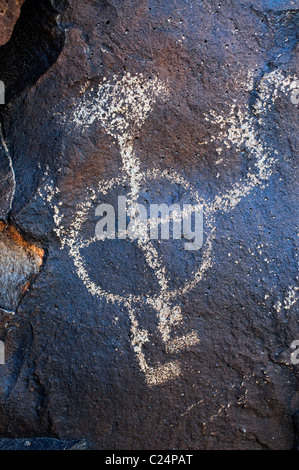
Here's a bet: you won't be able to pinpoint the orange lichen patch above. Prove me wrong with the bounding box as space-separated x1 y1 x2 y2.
0 221 44 267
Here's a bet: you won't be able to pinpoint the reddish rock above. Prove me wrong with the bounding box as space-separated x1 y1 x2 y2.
0 221 44 311
0 0 25 46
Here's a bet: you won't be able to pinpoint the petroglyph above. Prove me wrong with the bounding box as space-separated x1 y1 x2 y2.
274 285 299 313
0 126 16 220
47 69 297 386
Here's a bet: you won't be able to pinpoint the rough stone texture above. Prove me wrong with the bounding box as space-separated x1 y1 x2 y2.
0 0 298 450
0 437 87 450
0 221 44 312
0 135 14 220
0 0 25 46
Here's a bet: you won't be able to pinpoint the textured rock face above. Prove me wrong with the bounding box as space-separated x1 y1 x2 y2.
0 0 25 46
0 437 87 450
0 0 298 450
0 221 44 312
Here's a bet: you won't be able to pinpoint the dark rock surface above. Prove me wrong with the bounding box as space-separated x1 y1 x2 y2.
0 0 298 450
0 437 87 450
